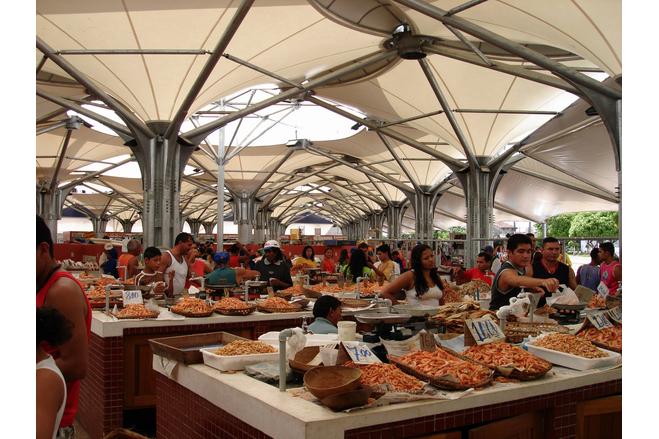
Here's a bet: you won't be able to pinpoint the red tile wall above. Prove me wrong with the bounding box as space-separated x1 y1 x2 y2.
156 374 274 439
77 333 124 439
154 372 620 439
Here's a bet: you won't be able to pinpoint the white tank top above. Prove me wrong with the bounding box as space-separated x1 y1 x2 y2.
36 355 66 439
405 271 443 305
164 250 188 295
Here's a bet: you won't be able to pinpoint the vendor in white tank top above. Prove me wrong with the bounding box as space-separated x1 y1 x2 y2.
157 232 199 296
380 244 445 307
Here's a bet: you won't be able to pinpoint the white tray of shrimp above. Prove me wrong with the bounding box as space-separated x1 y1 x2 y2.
526 341 621 371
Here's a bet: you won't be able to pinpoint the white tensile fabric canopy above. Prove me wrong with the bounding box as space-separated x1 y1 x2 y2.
36 0 622 236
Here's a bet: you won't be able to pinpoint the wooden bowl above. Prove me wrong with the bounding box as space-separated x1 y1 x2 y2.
303 365 362 400
289 346 322 373
321 387 373 411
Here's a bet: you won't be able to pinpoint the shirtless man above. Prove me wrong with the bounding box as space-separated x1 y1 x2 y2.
157 232 199 296
489 234 560 311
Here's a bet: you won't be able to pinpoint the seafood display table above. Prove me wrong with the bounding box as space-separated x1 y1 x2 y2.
76 303 385 438
153 354 621 439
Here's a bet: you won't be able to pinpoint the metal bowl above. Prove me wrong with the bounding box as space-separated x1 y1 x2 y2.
392 304 439 317
354 313 412 325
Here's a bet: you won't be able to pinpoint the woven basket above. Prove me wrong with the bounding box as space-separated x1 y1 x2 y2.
257 302 302 313
169 307 214 317
387 347 493 390
213 304 257 316
462 344 552 381
274 292 293 301
339 298 371 308
504 321 569 343
112 309 159 320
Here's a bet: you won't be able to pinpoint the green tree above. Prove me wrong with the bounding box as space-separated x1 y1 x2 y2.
568 211 618 237
534 213 575 238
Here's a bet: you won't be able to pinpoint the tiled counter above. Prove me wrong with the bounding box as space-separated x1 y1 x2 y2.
152 356 621 439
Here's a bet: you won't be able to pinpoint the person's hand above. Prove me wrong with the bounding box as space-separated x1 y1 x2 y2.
541 278 559 292
154 282 167 293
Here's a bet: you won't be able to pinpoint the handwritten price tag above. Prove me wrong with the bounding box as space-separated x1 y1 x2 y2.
587 310 614 329
122 289 143 307
267 286 274 297
419 332 436 352
607 307 622 324
465 317 506 345
342 341 380 364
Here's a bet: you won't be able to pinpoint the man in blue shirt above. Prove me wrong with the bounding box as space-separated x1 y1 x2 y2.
308 295 342 334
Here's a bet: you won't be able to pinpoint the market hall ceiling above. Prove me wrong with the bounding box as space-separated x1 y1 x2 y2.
36 0 622 234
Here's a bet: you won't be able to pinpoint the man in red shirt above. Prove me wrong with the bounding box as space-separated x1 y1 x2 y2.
462 252 495 286
36 215 92 438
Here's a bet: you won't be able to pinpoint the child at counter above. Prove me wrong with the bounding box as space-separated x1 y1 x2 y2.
135 247 174 297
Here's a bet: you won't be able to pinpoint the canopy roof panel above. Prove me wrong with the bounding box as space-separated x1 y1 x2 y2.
36 0 622 236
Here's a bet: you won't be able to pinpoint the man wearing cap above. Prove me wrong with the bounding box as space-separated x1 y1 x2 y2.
255 240 293 291
205 251 260 286
98 243 113 275
483 246 501 272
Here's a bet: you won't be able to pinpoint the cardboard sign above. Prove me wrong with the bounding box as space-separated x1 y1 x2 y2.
419 332 436 352
607 307 622 324
596 281 609 298
586 310 614 330
464 317 506 345
267 286 274 297
122 289 143 307
341 341 380 364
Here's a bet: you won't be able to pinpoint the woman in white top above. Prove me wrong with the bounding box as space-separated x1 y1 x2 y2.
36 307 72 439
380 244 445 306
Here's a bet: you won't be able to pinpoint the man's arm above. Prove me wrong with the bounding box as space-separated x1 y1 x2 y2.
613 264 622 283
157 252 172 274
498 268 559 294
567 267 577 290
127 256 140 278
42 277 89 382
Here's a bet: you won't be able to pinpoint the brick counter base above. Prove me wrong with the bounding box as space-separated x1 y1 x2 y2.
77 318 302 438
156 374 621 439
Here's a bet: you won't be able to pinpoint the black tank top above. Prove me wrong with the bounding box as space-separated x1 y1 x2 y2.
532 260 570 307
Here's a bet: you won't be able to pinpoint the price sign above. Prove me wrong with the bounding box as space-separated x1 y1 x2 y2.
341 341 379 364
586 310 613 330
596 281 609 298
267 286 274 297
419 332 436 352
122 289 143 307
464 317 506 345
607 307 622 324
223 288 230 298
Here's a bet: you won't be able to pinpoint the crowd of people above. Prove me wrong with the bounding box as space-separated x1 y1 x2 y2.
37 216 623 437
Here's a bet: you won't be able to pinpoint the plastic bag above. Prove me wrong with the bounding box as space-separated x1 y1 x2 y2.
546 285 579 306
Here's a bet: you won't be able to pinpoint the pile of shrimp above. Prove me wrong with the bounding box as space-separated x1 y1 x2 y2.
343 361 424 391
534 333 608 359
576 324 622 351
395 349 492 387
462 342 551 374
213 297 250 310
171 297 213 314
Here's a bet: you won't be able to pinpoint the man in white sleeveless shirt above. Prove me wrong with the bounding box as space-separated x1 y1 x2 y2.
157 232 199 296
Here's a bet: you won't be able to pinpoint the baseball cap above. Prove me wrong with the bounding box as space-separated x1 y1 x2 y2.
263 240 280 250
104 243 113 250
213 251 231 264
483 246 494 252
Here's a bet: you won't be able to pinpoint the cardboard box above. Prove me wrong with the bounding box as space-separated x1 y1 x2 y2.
149 332 249 365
